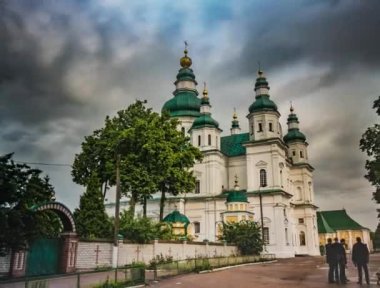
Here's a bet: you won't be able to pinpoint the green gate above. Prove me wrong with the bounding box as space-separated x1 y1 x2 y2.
26 238 61 276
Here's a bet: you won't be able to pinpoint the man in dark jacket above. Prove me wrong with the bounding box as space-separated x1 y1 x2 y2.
339 239 348 283
352 237 370 285
325 238 338 283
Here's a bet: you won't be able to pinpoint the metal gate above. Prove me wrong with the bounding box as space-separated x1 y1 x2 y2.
26 238 61 276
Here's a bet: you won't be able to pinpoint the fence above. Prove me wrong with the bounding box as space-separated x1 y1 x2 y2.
0 267 145 288
153 254 276 280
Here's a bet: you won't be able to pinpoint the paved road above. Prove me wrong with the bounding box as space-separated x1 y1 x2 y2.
149 254 380 288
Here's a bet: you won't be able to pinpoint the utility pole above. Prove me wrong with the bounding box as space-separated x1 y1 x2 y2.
112 154 121 268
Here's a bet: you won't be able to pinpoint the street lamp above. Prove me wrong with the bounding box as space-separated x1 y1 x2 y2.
258 186 265 244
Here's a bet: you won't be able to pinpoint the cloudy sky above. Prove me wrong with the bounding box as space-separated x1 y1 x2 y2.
1 0 379 230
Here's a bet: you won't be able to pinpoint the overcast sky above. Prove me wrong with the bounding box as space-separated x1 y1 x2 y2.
1 0 379 230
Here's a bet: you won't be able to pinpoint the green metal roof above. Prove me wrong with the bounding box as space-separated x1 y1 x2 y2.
249 95 278 113
220 133 249 157
162 90 201 117
317 212 335 233
226 190 248 203
283 128 306 143
175 67 196 83
191 113 219 130
163 210 190 225
317 210 366 232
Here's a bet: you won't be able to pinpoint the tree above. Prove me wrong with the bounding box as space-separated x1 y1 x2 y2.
73 173 113 239
72 101 202 217
118 210 171 244
220 220 263 255
360 96 380 249
0 153 60 256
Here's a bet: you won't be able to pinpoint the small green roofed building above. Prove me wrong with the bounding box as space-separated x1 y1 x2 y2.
163 210 190 237
221 176 254 227
317 209 372 251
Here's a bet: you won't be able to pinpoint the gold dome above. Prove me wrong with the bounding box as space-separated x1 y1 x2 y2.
180 48 192 68
203 82 208 97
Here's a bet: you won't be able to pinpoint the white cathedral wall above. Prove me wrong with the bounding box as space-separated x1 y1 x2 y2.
248 111 282 141
191 127 221 150
226 156 246 190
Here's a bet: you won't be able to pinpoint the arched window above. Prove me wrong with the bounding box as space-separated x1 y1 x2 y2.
194 222 200 234
198 135 201 146
208 134 211 145
299 231 306 246
260 169 267 187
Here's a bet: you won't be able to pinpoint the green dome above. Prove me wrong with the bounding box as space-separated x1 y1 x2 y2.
226 190 248 203
163 210 190 225
162 91 201 117
175 68 197 84
249 95 278 113
191 113 219 130
283 128 306 143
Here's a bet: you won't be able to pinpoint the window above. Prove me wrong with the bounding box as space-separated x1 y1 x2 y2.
240 204 243 210
195 181 200 194
292 150 296 156
260 169 267 187
216 136 218 148
198 135 201 146
194 222 200 234
296 187 302 201
263 227 270 244
285 228 289 245
208 134 211 145
269 122 273 132
298 218 304 224
258 123 263 132
300 150 304 158
280 170 283 187
299 231 306 246
181 127 185 135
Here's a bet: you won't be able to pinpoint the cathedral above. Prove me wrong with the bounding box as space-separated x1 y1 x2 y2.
108 46 320 258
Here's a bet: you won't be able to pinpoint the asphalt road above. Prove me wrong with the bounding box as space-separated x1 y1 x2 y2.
149 254 380 288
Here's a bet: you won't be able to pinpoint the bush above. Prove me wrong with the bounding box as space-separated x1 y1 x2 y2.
220 220 263 255
148 253 174 269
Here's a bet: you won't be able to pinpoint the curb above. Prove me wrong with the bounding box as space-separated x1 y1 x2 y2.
127 285 145 288
199 260 278 274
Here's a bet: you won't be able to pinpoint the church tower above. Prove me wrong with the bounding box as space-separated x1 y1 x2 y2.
189 83 222 151
283 105 308 164
162 44 201 134
247 70 282 141
230 109 241 135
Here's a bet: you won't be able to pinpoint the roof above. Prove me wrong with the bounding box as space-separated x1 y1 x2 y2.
191 113 219 130
317 212 335 233
249 95 278 113
162 90 201 117
317 210 367 232
163 210 190 225
226 190 248 203
283 128 306 143
220 133 249 157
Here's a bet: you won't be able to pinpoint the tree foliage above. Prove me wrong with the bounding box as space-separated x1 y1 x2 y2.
119 211 172 244
220 220 263 255
73 173 113 239
360 96 380 188
72 100 202 217
0 153 60 255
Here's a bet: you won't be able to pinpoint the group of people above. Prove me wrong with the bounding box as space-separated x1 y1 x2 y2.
325 237 370 285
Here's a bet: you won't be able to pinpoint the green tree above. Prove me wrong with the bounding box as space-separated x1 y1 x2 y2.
220 220 263 255
73 173 112 239
0 153 60 256
119 210 171 244
360 96 380 249
72 101 202 217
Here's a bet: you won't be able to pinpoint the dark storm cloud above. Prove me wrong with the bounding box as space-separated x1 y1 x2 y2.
223 1 380 83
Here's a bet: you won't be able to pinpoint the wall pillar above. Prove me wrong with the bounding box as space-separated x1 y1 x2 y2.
10 250 27 277
60 232 78 273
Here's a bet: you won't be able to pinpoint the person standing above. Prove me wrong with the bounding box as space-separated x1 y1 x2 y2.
325 238 338 283
331 237 343 283
339 239 348 283
352 237 370 285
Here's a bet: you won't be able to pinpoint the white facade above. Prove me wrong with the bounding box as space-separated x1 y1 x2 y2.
106 54 320 258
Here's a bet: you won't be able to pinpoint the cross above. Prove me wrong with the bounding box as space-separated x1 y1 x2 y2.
168 247 172 256
195 248 198 257
94 245 101 265
184 41 188 50
214 249 217 257
135 246 141 261
258 61 261 71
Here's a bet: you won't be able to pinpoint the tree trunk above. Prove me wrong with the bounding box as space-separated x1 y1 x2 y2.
143 196 147 217
159 189 166 221
102 181 108 200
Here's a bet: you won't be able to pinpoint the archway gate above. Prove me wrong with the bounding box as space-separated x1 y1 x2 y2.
12 202 78 277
